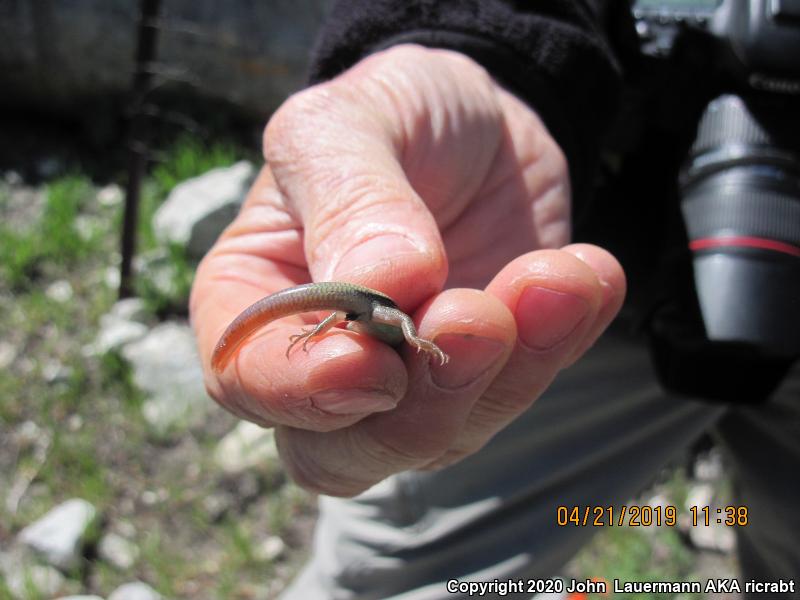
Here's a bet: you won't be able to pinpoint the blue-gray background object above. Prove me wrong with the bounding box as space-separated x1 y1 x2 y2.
0 0 331 117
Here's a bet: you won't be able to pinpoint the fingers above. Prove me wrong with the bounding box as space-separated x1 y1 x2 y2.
264 70 446 308
190 165 412 429
195 163 622 497
194 44 509 432
426 246 626 467
190 165 307 408
263 45 507 307
561 244 627 366
190 43 623 495
273 247 623 496
213 321 412 432
275 288 517 496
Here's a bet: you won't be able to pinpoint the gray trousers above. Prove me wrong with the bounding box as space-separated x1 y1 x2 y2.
281 329 800 599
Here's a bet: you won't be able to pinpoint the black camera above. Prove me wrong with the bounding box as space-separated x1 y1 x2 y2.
632 1 800 401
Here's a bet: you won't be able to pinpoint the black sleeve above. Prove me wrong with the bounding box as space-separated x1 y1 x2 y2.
307 0 637 209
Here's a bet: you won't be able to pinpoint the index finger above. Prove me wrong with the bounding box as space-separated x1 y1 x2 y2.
190 165 413 431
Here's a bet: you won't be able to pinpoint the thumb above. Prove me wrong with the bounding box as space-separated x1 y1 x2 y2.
263 59 448 307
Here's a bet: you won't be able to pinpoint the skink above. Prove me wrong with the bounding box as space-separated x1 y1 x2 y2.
211 282 449 373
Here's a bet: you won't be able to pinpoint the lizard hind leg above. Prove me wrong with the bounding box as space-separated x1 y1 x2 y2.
285 311 347 358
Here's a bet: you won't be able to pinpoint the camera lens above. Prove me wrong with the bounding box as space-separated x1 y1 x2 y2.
680 94 800 358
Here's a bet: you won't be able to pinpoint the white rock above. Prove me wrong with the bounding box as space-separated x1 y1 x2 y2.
97 183 123 207
689 520 737 553
214 421 279 475
91 321 149 355
140 488 168 506
108 298 149 324
202 492 234 521
104 266 121 290
14 420 46 449
115 520 137 539
88 298 151 356
685 482 714 511
4 170 23 185
42 359 72 384
136 249 181 299
684 482 736 553
108 581 162 600
0 340 17 369
98 532 139 570
17 498 97 571
5 564 65 599
55 596 105 600
0 547 33 579
18 357 35 375
74 215 100 241
694 448 725 481
640 492 671 534
46 280 74 303
153 161 255 258
121 322 212 435
254 535 286 563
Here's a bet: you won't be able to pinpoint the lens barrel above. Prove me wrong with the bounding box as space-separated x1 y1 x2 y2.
680 94 800 358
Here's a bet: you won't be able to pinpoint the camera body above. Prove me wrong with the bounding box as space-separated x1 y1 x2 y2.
634 0 800 360
635 0 800 89
631 0 800 400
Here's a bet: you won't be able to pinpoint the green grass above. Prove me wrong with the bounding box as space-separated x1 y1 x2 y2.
138 529 184 597
151 135 241 198
572 526 696 599
0 135 241 304
139 135 241 252
0 133 738 599
0 176 100 290
136 242 198 315
134 135 242 313
99 351 144 411
566 469 717 600
0 134 319 599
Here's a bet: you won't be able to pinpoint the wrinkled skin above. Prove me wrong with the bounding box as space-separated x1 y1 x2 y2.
190 45 626 497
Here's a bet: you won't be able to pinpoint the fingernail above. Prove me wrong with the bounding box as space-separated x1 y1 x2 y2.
517 287 589 350
432 335 506 389
314 390 399 415
333 234 422 279
565 247 620 306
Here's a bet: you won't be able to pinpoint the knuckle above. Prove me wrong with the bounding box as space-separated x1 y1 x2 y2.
263 85 340 164
310 174 403 232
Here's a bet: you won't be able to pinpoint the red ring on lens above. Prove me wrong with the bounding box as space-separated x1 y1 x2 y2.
690 236 800 258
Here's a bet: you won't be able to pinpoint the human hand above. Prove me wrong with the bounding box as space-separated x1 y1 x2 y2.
190 45 625 496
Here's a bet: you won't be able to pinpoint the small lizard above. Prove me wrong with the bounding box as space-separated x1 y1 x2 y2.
211 282 449 373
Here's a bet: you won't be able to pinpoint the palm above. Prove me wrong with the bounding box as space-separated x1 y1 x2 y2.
192 46 622 497
259 50 571 295
213 63 570 306
401 94 570 289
